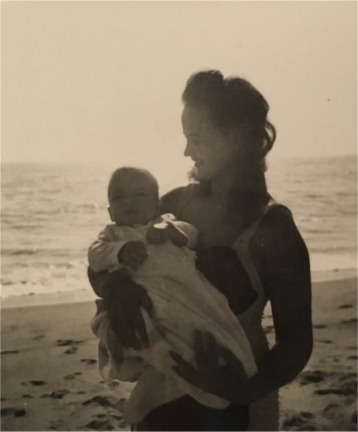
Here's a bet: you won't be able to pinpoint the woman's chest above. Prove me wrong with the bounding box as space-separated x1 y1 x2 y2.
180 198 240 249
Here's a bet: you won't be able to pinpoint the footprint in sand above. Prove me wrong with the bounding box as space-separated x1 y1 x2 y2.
341 318 358 324
32 334 45 341
22 394 33 399
1 407 26 418
315 381 357 396
347 355 358 360
56 339 84 346
22 380 46 386
115 397 127 412
82 395 113 407
64 372 82 380
313 324 327 329
85 419 113 430
80 358 97 365
338 303 353 309
64 346 78 355
1 350 19 355
299 370 325 385
49 389 69 399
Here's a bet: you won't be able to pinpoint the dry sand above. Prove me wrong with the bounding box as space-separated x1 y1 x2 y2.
1 269 357 431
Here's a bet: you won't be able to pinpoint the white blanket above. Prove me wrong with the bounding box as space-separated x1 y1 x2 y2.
91 241 257 423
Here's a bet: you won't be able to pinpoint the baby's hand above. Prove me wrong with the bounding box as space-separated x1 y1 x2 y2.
146 222 188 247
146 222 169 244
118 241 148 270
166 223 188 247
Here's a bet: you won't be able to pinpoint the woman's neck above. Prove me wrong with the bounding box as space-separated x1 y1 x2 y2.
210 166 237 198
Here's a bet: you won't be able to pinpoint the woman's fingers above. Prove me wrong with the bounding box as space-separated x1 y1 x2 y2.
194 331 219 371
193 330 207 369
218 346 247 377
133 308 149 348
169 351 200 386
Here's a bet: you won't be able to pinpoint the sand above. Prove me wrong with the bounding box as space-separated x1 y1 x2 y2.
1 269 357 431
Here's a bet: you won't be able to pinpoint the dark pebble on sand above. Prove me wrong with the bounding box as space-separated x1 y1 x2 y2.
29 380 46 386
347 355 358 360
338 304 353 309
14 409 26 417
50 390 69 399
22 394 33 399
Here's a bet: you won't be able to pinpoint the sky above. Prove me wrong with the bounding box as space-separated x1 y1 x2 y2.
1 1 357 182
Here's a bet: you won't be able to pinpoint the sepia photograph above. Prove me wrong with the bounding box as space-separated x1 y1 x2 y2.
1 1 357 431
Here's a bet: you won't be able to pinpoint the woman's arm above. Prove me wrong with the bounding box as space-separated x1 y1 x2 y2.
171 207 312 406
243 206 313 403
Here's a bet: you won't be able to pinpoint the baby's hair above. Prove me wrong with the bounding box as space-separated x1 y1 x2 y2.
108 166 159 199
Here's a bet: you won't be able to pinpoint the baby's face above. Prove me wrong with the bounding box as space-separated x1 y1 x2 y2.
108 173 160 226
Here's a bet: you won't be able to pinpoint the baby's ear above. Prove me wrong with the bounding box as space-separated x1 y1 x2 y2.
108 207 114 221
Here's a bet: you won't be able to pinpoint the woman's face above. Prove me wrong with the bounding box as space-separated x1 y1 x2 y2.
182 104 238 181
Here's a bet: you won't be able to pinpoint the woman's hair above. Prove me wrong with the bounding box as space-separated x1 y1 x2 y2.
182 69 276 230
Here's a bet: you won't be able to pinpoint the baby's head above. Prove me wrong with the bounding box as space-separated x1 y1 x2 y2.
108 166 160 226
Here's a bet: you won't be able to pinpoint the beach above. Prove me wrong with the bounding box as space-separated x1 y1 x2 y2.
1 268 357 431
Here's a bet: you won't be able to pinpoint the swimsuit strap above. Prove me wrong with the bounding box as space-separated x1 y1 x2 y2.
232 197 291 300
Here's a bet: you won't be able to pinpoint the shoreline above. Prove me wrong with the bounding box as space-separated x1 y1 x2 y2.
1 267 357 311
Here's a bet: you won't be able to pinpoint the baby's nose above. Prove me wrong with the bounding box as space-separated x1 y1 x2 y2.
121 198 132 208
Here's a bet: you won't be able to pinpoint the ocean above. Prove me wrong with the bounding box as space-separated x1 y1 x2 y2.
1 155 357 301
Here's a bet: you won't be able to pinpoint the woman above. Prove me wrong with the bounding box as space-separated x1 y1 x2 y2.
89 70 313 431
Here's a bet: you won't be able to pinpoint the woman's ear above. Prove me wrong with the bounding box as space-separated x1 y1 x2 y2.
108 207 114 221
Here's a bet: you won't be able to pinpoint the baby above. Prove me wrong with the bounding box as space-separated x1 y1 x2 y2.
89 166 257 424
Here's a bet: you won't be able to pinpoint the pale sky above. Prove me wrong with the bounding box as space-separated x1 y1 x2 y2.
2 1 357 181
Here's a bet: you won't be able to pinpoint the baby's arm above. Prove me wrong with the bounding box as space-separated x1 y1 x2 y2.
88 226 147 272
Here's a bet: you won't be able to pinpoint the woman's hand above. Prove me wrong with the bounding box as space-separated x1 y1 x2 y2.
170 331 250 406
101 269 153 350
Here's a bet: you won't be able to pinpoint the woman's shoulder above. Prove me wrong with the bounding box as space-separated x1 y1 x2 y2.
161 183 200 216
161 186 186 216
255 201 309 264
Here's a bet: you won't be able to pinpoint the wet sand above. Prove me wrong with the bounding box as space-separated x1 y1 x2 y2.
1 269 357 431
